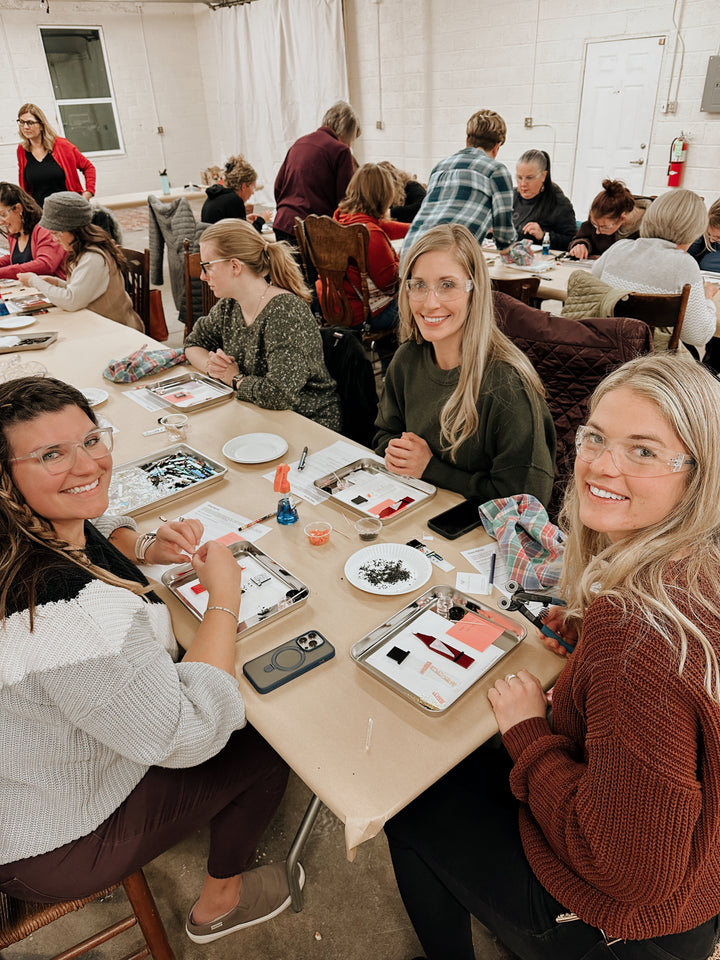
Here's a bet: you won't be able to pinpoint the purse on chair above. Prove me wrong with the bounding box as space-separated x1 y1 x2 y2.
148 289 169 342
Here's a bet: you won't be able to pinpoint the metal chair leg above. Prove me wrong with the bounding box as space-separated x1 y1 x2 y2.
286 794 323 912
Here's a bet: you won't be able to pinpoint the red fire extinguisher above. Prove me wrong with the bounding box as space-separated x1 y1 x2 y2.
667 135 688 187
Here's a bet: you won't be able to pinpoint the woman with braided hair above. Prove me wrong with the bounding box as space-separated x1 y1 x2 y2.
0 376 299 945
184 219 341 430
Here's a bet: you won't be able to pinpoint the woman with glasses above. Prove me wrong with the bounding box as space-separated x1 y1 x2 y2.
374 223 555 504
0 181 66 280
0 375 295 945
201 154 270 230
184 219 341 430
16 103 96 206
386 353 720 960
568 179 641 260
512 150 577 251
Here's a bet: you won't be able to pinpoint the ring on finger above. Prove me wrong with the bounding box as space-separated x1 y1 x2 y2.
504 673 517 682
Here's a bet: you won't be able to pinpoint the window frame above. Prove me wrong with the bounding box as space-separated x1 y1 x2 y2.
38 24 125 158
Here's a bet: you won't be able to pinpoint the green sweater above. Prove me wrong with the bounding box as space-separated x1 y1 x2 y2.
184 293 341 430
374 341 556 505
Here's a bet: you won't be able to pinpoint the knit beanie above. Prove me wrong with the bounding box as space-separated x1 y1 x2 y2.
39 192 93 231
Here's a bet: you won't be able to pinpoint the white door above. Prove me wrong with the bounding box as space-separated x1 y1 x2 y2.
572 37 665 221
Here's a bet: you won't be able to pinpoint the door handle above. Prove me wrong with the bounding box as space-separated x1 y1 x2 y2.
629 158 645 165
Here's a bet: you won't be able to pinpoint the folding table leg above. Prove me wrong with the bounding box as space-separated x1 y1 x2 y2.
286 794 323 911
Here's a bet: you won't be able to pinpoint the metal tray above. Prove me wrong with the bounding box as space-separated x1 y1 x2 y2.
106 442 227 517
162 541 309 639
314 458 435 524
351 585 525 714
144 372 234 412
0 331 57 353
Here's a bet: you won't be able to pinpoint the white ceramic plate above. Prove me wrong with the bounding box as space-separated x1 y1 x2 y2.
0 316 36 331
82 387 109 407
344 543 433 596
222 433 288 464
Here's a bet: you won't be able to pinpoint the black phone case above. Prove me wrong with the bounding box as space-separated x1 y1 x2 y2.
427 502 483 540
242 631 335 693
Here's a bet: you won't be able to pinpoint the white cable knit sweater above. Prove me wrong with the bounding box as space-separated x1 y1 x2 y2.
0 525 245 863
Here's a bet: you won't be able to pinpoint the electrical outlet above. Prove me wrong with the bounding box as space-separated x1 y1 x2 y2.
524 117 533 128
376 120 384 130
660 101 678 114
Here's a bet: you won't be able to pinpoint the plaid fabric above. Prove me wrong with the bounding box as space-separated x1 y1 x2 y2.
402 148 516 253
500 239 535 266
102 344 186 383
479 494 565 590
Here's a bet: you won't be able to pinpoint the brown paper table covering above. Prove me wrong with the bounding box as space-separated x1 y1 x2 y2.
19 306 564 857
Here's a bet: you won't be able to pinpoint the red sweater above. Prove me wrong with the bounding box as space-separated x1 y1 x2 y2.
17 138 96 198
0 226 66 280
503 569 720 940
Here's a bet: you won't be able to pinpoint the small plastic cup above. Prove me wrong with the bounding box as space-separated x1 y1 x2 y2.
355 517 382 541
304 521 332 546
159 413 188 441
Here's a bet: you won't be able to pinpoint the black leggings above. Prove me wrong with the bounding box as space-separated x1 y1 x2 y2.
385 743 719 960
0 725 288 903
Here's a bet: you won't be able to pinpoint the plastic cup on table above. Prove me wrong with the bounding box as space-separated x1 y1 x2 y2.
304 521 332 546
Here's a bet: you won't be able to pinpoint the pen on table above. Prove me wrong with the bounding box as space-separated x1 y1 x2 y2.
297 446 309 471
238 510 277 532
489 552 496 586
365 717 374 752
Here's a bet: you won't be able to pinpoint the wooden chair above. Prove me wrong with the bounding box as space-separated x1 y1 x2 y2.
491 275 540 305
121 246 151 333
611 283 691 351
183 238 218 337
0 868 176 959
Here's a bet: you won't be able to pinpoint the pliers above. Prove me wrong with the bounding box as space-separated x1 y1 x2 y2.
497 581 574 653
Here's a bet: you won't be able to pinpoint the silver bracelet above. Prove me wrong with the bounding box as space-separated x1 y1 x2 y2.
205 605 239 620
134 532 157 563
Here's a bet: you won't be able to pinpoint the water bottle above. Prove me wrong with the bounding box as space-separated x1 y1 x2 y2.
542 232 551 256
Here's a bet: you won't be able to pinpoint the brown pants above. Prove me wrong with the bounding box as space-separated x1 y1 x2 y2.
0 725 288 903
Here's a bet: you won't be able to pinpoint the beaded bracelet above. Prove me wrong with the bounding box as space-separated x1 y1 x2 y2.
134 532 157 563
205 605 239 620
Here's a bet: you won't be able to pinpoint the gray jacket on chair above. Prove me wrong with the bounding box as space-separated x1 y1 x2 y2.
147 195 206 319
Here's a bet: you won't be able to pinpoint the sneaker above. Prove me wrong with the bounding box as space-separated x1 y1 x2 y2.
185 861 305 944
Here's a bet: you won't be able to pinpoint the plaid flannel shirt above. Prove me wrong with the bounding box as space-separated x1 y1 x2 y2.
402 147 516 254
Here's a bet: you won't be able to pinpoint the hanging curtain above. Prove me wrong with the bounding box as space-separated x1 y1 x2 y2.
212 0 349 204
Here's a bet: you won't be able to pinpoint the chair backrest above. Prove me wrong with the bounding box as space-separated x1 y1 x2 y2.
611 284 691 351
183 238 218 337
493 291 653 520
490 275 540 305
297 215 371 327
120 246 151 333
320 326 378 447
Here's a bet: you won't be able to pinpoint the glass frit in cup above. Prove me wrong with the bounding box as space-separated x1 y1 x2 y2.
355 517 382 541
304 520 332 546
159 413 188 441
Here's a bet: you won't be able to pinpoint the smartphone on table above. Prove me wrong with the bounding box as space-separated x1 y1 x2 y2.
427 499 483 540
243 630 335 693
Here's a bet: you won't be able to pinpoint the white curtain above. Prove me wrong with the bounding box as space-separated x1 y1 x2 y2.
212 0 348 207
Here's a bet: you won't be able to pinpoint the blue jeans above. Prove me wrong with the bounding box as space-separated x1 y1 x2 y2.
385 744 719 960
369 298 399 330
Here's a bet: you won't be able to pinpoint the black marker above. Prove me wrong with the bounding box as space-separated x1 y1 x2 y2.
297 446 308 471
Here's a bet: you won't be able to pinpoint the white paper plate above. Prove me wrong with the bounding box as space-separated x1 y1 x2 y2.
222 433 288 464
0 316 36 331
82 387 109 407
344 543 433 596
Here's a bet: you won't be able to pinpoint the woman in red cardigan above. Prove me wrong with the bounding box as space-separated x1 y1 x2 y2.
16 103 96 207
0 182 66 280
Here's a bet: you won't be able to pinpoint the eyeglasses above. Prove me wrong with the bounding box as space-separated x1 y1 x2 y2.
575 425 695 478
406 278 473 302
200 258 232 274
590 219 620 235
10 427 114 475
516 173 542 184
17 119 40 128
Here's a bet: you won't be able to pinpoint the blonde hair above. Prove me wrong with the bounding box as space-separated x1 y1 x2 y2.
200 219 311 304
399 224 544 460
640 189 707 245
224 154 260 192
559 353 720 702
17 102 57 153
378 161 415 207
321 101 361 143
338 163 395 219
466 109 506 150
704 198 720 250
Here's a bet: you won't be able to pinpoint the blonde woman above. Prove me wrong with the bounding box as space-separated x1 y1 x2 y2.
387 353 720 960
184 220 340 429
374 223 555 503
16 102 95 206
689 196 720 273
201 154 269 230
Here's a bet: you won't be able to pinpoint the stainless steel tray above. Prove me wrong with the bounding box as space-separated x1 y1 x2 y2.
144 372 234 412
0 331 57 353
314 458 436 524
351 585 525 714
162 541 309 639
106 442 227 517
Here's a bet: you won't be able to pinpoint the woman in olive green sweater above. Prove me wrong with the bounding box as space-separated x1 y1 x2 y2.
374 224 555 505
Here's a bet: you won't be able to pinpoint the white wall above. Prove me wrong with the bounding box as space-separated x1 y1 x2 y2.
0 0 213 197
344 0 720 210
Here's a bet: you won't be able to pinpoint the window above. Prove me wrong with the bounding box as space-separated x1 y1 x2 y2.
39 27 123 155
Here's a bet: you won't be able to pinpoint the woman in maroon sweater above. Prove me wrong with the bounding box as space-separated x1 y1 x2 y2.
386 353 720 960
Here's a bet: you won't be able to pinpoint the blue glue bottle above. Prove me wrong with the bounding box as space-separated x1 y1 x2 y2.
542 231 551 256
274 463 299 525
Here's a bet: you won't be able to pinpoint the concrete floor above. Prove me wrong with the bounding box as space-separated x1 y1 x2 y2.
2 205 515 960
